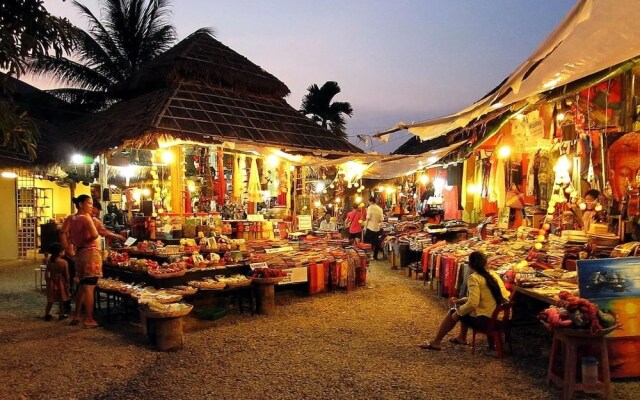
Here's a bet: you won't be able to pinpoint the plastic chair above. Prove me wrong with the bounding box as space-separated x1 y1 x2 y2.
471 302 513 358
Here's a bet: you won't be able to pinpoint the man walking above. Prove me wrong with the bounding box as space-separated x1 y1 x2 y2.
364 197 383 260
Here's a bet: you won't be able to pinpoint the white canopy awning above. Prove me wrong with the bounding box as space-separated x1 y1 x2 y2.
382 0 640 142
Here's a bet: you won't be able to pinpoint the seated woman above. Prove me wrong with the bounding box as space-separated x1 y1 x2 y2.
419 251 510 350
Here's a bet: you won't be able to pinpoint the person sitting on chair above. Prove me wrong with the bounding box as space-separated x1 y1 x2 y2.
419 251 510 350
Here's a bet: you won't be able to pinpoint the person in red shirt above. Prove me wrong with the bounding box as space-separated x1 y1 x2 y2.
345 204 366 241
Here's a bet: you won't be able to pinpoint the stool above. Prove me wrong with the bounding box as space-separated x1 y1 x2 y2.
546 329 611 400
34 265 46 291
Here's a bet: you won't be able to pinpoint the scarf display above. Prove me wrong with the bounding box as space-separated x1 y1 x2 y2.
247 156 262 203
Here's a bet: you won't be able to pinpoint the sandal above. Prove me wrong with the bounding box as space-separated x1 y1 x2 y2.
449 338 469 345
418 342 441 351
83 322 100 329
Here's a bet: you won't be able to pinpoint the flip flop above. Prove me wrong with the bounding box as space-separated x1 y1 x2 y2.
418 342 441 351
83 323 100 329
449 338 469 345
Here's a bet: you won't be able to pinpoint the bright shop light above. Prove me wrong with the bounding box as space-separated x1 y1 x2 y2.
1 171 17 179
497 146 511 159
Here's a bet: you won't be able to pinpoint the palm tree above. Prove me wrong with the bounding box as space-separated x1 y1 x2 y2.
27 0 198 112
300 81 353 139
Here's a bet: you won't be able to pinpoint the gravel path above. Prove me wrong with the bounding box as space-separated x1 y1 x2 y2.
1 259 638 400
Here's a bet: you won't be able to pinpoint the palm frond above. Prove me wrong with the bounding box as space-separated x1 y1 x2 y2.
27 55 111 91
72 1 124 66
45 88 113 112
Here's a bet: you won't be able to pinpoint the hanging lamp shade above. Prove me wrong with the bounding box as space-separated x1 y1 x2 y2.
247 156 262 202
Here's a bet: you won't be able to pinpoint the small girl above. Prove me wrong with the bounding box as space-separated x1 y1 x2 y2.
44 243 70 321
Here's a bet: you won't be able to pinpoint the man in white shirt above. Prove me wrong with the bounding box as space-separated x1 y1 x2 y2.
364 197 384 260
318 213 337 231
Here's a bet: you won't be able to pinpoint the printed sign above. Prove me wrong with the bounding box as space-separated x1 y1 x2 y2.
264 246 294 254
247 214 264 221
249 262 268 270
277 267 308 285
297 215 312 231
123 237 137 247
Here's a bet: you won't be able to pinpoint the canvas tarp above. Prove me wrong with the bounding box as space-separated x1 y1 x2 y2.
381 0 640 142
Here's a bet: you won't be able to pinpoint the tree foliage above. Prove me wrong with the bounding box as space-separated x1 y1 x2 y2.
300 81 353 139
0 0 77 160
27 0 194 112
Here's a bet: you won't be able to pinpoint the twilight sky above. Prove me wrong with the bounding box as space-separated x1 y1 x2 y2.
39 0 576 153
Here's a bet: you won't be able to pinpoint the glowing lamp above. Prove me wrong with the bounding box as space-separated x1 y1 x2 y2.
266 154 280 168
315 182 325 193
1 171 17 179
497 146 511 159
355 196 362 204
161 149 174 164
556 112 566 121
142 188 151 197
420 174 429 185
335 198 341 204
579 203 586 211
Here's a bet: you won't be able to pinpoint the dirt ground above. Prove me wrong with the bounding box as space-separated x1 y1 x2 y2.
0 258 638 400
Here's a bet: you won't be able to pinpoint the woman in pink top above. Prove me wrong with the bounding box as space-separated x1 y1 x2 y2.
61 195 101 328
345 204 366 241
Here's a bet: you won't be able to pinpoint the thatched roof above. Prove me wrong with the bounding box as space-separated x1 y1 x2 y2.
113 31 290 99
65 32 363 156
0 73 82 167
65 81 363 155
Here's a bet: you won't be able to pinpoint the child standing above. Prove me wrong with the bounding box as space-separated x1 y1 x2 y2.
44 243 70 321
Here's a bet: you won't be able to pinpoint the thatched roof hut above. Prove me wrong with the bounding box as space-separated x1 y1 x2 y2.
64 32 362 157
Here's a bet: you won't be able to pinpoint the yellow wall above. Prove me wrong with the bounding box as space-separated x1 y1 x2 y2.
34 179 91 219
0 178 18 259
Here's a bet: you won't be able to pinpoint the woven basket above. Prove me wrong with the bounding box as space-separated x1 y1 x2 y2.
252 277 286 284
542 321 621 337
140 304 193 319
148 270 187 279
224 280 252 288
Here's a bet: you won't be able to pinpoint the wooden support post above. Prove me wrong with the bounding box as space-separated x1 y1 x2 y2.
255 283 276 315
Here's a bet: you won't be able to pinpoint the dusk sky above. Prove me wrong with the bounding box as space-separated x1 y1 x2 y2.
39 0 576 153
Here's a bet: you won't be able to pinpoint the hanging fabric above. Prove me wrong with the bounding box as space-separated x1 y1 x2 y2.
495 158 506 209
217 148 225 204
232 154 242 198
247 156 262 203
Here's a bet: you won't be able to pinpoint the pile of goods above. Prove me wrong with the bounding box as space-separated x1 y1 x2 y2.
133 287 183 303
538 291 617 333
216 274 252 287
187 279 226 290
139 300 192 316
251 268 288 279
164 285 198 296
147 260 187 278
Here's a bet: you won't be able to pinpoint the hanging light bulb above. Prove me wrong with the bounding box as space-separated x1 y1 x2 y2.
497 146 511 159
420 173 429 185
